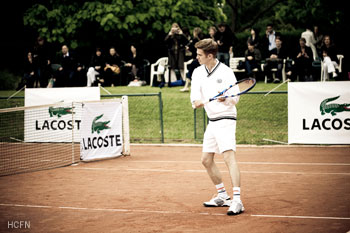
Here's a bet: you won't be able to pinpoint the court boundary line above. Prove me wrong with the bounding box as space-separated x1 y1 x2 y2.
1 203 349 220
71 167 350 176
131 143 350 148
127 160 350 166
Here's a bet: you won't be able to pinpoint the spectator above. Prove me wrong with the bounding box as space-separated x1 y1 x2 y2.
86 47 105 87
263 24 277 57
215 23 233 66
301 26 318 60
125 44 144 85
164 23 189 84
182 27 193 61
32 36 52 87
244 42 261 79
321 35 339 80
247 28 260 49
17 51 37 90
263 36 288 83
208 26 217 40
313 25 324 58
181 27 204 92
293 37 314 81
104 47 125 87
55 45 80 87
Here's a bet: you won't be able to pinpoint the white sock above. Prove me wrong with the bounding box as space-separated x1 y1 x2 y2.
233 187 241 201
215 183 229 199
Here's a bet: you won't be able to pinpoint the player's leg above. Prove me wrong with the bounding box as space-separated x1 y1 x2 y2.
202 152 231 207
223 149 244 215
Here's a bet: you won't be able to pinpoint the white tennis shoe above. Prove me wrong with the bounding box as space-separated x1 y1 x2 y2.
227 199 245 215
203 195 231 207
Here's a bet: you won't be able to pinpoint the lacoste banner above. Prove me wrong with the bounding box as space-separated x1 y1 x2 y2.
24 87 100 142
80 101 123 161
288 82 350 144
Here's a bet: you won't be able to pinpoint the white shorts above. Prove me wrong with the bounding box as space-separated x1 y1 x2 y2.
202 119 236 154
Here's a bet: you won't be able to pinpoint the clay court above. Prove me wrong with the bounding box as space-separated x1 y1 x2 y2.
0 145 349 233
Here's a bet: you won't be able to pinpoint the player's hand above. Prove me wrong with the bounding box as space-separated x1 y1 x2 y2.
217 92 226 102
193 100 204 108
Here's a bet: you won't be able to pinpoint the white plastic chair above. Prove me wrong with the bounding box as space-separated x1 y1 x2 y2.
150 57 168 86
320 54 344 81
229 57 246 73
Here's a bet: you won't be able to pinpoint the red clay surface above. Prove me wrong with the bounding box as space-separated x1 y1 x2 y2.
0 145 349 233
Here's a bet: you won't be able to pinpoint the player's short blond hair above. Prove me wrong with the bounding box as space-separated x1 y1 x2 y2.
195 38 218 57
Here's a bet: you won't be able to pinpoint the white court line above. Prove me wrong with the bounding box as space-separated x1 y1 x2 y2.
72 167 350 176
251 214 350 220
129 160 350 166
1 203 349 220
0 203 225 216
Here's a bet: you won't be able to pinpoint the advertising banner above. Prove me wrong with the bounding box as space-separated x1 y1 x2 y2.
288 82 350 144
24 87 100 142
80 101 123 161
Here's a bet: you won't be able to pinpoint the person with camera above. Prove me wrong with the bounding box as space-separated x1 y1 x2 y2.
164 23 189 86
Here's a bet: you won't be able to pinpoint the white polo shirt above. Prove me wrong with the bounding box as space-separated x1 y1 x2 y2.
190 60 239 119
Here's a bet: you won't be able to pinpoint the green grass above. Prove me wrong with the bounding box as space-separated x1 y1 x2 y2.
0 81 288 144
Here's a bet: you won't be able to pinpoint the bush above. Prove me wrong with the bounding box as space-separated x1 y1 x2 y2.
0 70 21 90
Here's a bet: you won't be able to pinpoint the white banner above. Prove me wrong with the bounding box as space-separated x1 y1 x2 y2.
24 87 100 142
80 101 123 161
288 82 350 144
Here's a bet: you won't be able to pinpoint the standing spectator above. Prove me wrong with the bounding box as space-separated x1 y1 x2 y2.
17 51 37 90
86 47 105 87
301 26 318 60
263 24 277 58
294 37 314 81
263 36 288 83
164 23 189 83
244 42 261 79
313 25 324 58
215 23 233 66
55 45 80 87
321 35 339 80
32 36 51 87
104 47 125 87
181 27 204 92
247 28 260 49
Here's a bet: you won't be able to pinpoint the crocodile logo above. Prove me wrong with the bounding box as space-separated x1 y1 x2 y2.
49 107 74 118
92 114 110 134
320 96 350 116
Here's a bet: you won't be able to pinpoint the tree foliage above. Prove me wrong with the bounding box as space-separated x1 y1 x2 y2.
24 0 226 49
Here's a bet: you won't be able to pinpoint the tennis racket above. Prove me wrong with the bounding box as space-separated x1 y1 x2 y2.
203 78 256 104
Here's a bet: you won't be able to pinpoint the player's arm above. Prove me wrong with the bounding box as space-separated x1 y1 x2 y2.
190 70 203 109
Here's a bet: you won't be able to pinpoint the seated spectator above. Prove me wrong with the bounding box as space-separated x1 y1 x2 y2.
321 35 339 80
244 42 261 79
124 44 143 85
17 51 37 90
293 37 314 81
87 47 105 87
55 45 81 87
208 26 217 40
263 36 288 83
104 47 125 87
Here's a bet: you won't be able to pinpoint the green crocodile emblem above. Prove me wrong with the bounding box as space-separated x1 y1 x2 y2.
320 96 350 116
91 114 110 134
49 107 74 118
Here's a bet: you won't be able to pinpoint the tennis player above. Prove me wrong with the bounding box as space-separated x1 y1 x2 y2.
190 38 244 215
